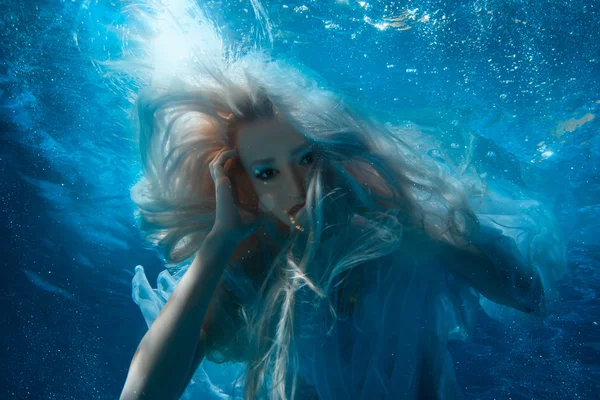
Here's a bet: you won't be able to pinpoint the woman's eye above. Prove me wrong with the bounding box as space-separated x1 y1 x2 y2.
254 168 279 181
254 153 314 181
300 152 314 165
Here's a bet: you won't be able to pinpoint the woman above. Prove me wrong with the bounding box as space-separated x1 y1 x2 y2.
116 4 566 400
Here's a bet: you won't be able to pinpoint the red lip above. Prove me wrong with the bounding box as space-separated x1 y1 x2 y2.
287 202 305 216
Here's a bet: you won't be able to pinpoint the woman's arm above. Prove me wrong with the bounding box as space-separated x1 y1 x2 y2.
443 181 567 317
442 242 544 314
121 148 263 399
120 233 236 400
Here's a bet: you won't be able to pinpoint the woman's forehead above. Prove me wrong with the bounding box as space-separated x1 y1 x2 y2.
236 119 309 162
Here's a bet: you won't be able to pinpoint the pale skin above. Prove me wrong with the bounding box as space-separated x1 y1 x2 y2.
120 118 542 399
236 118 316 231
120 119 314 400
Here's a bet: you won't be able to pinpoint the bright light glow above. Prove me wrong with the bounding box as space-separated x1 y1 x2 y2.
150 0 193 82
153 29 191 68
541 150 554 159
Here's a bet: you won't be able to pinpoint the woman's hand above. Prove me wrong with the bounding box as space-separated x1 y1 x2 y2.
209 148 263 244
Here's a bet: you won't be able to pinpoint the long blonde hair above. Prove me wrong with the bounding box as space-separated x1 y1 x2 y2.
105 2 482 398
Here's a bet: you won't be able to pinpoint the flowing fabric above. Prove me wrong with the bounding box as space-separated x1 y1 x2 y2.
291 248 474 400
130 179 566 399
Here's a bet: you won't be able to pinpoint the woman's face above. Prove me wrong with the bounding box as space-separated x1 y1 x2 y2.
236 118 316 231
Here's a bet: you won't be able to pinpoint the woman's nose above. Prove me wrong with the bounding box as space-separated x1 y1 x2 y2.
288 176 304 198
285 168 305 198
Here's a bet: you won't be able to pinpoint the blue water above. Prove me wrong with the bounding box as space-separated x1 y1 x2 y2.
1 0 598 399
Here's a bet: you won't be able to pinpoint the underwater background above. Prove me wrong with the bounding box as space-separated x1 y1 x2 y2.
1 0 598 398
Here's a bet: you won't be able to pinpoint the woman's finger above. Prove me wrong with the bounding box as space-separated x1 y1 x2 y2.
215 149 237 167
210 149 237 181
208 149 223 181
210 149 241 223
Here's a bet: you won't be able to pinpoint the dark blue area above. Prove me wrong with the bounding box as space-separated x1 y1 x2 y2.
1 0 598 398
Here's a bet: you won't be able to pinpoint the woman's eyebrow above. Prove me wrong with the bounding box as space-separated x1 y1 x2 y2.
292 143 313 155
251 157 274 167
250 144 313 167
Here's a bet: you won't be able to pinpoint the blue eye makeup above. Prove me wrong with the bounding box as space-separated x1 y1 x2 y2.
253 151 315 182
300 151 314 165
254 168 279 181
